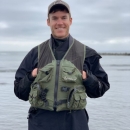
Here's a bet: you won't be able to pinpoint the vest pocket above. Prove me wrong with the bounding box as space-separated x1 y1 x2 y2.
67 86 87 110
29 86 39 107
29 84 44 107
38 67 53 82
72 94 80 108
79 93 87 108
62 67 77 83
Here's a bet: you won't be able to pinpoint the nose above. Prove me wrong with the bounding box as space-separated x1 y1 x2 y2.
56 18 63 25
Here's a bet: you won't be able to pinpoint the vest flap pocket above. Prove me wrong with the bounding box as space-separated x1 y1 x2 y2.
33 90 38 98
40 67 53 73
62 67 77 83
62 67 75 74
67 85 87 110
38 66 53 82
74 94 80 100
79 93 87 108
80 93 86 99
77 89 84 93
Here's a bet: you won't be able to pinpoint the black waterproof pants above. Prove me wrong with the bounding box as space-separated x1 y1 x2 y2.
28 108 89 130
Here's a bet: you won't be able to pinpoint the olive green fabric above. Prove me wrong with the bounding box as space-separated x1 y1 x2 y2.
29 38 87 111
29 60 56 111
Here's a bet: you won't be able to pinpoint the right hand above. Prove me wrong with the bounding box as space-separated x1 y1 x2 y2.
31 68 38 77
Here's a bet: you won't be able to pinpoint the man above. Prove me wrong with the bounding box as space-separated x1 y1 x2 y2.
14 0 110 130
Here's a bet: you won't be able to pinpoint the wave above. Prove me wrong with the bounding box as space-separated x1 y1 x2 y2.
104 64 130 67
110 64 130 66
117 69 130 71
0 51 27 55
0 69 16 72
0 83 8 85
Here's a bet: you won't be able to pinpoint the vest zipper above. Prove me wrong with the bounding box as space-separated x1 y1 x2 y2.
67 89 74 108
54 60 60 109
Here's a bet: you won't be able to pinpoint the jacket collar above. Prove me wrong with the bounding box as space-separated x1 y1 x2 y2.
49 34 74 48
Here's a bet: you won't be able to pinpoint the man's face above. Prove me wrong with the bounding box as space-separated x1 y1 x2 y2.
47 10 72 39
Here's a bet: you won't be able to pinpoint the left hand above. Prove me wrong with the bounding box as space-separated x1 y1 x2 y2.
82 71 87 80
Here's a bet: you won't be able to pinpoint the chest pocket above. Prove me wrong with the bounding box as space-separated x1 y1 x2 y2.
62 67 77 83
37 66 53 83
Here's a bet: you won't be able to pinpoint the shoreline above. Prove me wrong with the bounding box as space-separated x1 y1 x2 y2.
0 51 130 56
99 53 130 56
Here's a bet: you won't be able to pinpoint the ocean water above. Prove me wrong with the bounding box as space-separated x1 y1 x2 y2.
0 52 130 130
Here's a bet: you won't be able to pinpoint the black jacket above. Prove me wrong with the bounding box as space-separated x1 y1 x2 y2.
14 35 110 130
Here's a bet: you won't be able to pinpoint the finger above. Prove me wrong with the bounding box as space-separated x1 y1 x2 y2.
82 71 86 79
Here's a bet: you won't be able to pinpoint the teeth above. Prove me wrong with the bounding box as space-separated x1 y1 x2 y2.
56 28 64 30
57 28 63 29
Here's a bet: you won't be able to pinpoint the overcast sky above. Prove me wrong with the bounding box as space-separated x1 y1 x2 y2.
0 0 130 52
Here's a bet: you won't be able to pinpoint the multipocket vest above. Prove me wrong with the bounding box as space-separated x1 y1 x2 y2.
29 38 87 111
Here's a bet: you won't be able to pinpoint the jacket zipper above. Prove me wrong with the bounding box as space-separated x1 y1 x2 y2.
54 60 60 109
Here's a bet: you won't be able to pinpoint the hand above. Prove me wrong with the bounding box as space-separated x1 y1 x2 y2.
82 71 87 80
31 68 38 77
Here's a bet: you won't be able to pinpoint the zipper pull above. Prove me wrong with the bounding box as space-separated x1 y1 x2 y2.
57 60 60 65
67 102 70 108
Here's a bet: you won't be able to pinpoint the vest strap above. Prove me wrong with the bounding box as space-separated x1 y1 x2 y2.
61 86 70 92
55 99 67 106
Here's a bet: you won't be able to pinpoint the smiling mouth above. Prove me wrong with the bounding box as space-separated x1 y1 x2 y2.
56 28 65 30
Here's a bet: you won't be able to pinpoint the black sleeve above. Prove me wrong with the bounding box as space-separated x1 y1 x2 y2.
14 46 38 101
83 48 110 98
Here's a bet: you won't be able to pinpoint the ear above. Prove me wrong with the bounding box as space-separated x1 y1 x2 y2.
70 17 72 25
47 18 50 26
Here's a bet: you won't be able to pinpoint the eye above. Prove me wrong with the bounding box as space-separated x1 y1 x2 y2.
52 17 57 20
62 17 67 20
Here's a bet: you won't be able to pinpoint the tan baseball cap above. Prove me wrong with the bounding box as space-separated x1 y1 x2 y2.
48 0 71 16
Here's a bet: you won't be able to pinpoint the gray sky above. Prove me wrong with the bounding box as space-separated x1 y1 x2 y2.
0 0 130 52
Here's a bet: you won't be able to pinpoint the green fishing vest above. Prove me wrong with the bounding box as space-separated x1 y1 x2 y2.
29 38 87 111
